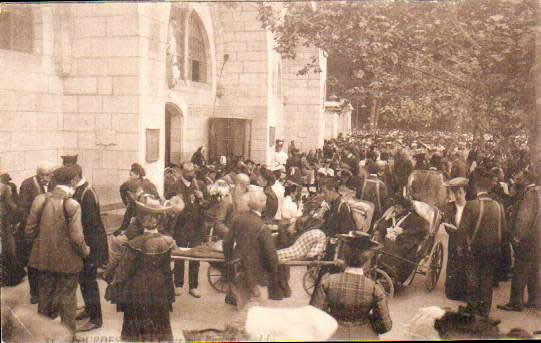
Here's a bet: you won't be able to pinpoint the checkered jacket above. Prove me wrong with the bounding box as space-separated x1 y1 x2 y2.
311 271 392 334
277 229 327 262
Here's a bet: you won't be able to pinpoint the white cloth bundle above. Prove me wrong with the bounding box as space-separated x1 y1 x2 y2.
245 305 338 341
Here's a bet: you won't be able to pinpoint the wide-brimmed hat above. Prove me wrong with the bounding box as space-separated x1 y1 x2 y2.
443 177 469 188
336 231 380 250
135 195 184 216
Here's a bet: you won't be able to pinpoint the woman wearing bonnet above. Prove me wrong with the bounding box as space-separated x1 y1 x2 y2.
105 193 184 342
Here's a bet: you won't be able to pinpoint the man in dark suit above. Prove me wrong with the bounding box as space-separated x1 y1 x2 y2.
223 190 280 311
459 167 507 317
71 164 109 332
18 161 55 304
498 169 540 312
166 162 209 298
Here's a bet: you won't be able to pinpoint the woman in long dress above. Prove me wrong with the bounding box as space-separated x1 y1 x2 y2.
311 233 392 340
0 181 26 287
442 177 469 301
106 196 183 342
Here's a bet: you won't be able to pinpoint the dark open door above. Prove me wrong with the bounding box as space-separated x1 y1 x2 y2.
209 118 252 163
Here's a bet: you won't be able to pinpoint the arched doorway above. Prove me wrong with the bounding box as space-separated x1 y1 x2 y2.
165 103 183 167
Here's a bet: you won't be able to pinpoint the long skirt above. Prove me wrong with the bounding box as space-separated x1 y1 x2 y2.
445 235 467 301
1 221 26 287
121 304 173 342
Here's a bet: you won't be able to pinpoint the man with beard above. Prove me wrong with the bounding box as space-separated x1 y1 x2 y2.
18 161 55 304
167 162 209 298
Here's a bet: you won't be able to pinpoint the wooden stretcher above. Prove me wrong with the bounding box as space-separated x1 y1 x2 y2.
171 247 340 293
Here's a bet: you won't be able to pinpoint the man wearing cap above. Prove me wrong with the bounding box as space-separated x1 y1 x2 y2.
24 166 90 335
18 161 55 304
311 232 392 340
442 177 469 301
71 164 108 332
458 167 507 317
498 168 541 312
166 162 209 298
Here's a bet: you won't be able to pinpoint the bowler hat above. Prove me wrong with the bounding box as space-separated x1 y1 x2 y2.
337 231 380 250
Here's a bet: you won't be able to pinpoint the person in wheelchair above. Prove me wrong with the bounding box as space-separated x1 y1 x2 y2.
372 196 431 285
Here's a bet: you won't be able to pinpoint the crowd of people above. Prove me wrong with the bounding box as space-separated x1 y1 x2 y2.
1 128 540 341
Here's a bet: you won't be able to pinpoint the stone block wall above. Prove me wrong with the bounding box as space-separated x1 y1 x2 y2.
0 5 62 185
63 2 141 205
282 47 327 153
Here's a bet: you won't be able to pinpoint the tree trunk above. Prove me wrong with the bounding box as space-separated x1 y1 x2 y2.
533 0 541 181
370 97 378 130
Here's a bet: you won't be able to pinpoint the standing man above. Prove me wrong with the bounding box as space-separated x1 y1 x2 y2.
18 161 55 304
25 166 90 335
272 139 289 171
498 169 540 312
71 164 109 332
223 190 281 313
459 167 507 317
166 162 209 298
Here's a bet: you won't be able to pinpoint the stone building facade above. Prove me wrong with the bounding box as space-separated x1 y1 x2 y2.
0 2 351 207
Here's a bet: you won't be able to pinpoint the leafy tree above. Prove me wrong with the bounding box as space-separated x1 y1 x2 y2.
257 0 537 157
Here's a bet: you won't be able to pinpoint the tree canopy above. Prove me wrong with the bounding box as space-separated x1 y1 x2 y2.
257 0 537 142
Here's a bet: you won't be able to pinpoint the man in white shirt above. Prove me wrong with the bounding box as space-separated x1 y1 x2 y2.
272 139 289 170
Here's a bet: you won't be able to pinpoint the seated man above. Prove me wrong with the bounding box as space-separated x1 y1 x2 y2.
373 197 431 284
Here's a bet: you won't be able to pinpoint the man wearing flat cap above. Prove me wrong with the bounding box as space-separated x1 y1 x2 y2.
458 167 507 317
25 166 90 335
442 177 469 301
18 161 55 304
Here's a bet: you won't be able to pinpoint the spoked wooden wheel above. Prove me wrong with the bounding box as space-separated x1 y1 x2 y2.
207 264 228 293
425 241 444 292
303 266 320 296
374 268 395 298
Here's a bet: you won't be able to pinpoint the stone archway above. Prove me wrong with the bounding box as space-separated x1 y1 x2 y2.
165 103 184 167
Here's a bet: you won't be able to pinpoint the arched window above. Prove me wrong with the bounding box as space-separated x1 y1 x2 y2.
188 13 208 83
0 5 34 53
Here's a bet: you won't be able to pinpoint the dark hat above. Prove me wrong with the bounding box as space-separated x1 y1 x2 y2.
53 166 79 185
61 154 78 165
414 153 426 160
276 139 284 146
337 231 380 250
444 177 469 188
131 163 146 177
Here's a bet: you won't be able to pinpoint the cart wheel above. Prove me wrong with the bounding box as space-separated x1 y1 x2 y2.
374 268 394 298
207 264 228 293
302 266 320 296
425 241 444 292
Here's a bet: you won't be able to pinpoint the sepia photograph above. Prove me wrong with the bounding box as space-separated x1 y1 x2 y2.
1 0 540 341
